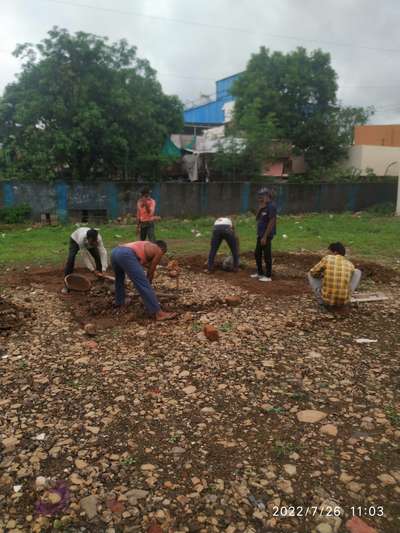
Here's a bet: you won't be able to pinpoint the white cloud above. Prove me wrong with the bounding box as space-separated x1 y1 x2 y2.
1 0 400 122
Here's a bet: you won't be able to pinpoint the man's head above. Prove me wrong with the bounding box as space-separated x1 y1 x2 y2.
86 228 99 247
140 187 151 198
156 240 167 254
257 187 273 206
328 242 346 256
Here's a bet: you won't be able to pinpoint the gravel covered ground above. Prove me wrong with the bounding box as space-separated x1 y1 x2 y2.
0 255 400 533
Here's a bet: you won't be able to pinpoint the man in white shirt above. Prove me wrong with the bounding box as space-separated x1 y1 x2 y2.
64 227 108 278
207 217 239 272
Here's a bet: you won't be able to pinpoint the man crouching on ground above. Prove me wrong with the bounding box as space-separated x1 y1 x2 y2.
308 242 362 310
111 240 176 321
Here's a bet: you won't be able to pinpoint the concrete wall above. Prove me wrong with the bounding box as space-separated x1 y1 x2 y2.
346 145 400 175
0 180 396 222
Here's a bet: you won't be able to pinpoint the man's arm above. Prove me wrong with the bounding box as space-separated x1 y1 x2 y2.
136 201 141 234
261 217 276 245
309 258 326 278
81 249 96 272
98 237 108 272
147 250 163 283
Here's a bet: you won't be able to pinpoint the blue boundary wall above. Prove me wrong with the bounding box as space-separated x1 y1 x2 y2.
0 180 396 220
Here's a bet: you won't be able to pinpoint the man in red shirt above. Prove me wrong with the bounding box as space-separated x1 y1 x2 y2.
136 187 159 242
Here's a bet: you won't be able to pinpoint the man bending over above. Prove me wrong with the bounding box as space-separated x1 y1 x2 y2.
111 240 176 321
62 228 108 293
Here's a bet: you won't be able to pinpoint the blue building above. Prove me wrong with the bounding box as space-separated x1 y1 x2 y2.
183 73 241 134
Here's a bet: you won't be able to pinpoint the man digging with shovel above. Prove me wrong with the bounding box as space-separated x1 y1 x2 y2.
111 240 176 321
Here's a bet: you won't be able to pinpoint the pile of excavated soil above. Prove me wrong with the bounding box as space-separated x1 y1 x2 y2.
0 296 31 335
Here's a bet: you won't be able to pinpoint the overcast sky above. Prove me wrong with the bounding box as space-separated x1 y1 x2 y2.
1 0 400 123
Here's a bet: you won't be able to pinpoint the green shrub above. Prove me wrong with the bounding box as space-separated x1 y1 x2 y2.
0 204 32 224
364 202 395 215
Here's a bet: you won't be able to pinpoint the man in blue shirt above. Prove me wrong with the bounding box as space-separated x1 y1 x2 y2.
250 188 277 282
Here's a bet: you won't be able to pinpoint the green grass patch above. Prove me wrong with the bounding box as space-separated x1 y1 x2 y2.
0 212 400 268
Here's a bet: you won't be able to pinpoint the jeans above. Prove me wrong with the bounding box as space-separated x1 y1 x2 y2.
64 238 102 276
208 228 239 270
307 269 362 305
111 246 160 314
255 237 272 277
140 222 155 242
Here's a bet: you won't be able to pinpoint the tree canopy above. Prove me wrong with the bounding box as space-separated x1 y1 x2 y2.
0 27 183 180
231 46 373 169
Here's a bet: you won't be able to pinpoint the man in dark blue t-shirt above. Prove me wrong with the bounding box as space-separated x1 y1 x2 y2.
250 188 277 282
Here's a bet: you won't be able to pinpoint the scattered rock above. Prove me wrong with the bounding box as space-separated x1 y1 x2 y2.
225 295 241 306
345 516 378 533
203 324 219 341
320 424 338 437
80 495 98 520
297 410 327 423
377 473 396 485
183 385 197 395
316 524 333 533
84 323 97 336
2 436 20 451
283 464 297 477
125 489 149 500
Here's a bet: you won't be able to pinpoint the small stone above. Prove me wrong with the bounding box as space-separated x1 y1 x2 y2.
320 424 338 437
35 476 47 490
347 481 363 493
2 436 19 451
316 524 333 533
225 295 241 306
297 410 327 423
172 447 186 454
80 495 98 520
84 340 98 350
377 473 396 485
262 359 275 368
201 407 215 414
141 463 156 472
178 370 190 378
283 464 297 477
70 473 84 485
125 488 149 499
84 323 97 336
203 324 219 342
86 426 100 435
277 479 293 495
75 459 88 470
345 516 378 533
183 385 197 395
340 472 354 484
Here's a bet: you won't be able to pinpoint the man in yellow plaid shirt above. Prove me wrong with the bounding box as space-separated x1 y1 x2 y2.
308 242 362 307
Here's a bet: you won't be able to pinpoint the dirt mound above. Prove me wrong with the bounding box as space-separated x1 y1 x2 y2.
0 297 31 335
180 251 398 298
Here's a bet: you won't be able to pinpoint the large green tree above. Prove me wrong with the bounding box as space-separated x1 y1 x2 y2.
0 27 183 180
231 46 372 169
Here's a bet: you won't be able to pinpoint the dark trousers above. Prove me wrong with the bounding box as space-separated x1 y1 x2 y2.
255 237 272 277
111 246 160 314
208 228 239 270
64 238 102 276
140 222 155 242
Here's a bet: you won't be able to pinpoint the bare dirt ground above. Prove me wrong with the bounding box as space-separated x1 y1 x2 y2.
1 253 400 533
